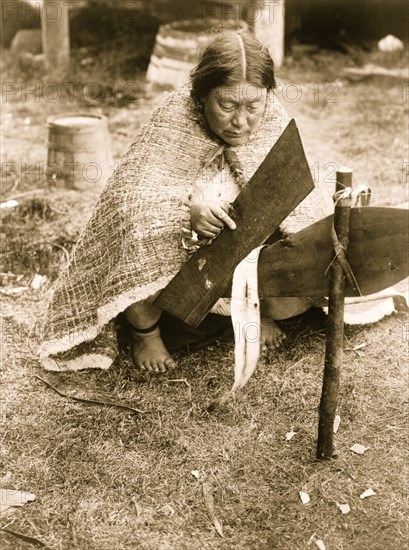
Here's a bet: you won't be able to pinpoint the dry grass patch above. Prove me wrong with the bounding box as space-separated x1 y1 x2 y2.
1 308 408 549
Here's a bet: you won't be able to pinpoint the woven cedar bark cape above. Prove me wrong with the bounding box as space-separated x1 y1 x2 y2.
39 85 330 371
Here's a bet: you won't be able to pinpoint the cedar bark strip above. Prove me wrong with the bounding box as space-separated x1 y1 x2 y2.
317 170 352 460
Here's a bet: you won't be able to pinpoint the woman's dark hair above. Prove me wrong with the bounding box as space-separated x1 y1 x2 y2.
191 30 276 104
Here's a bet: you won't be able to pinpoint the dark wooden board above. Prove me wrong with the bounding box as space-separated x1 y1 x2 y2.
254 207 409 298
154 119 315 326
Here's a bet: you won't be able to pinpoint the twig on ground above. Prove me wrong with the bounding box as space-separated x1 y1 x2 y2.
300 329 326 339
278 358 307 395
34 375 146 414
7 189 45 201
0 527 50 548
0 430 8 449
131 496 143 517
201 479 224 538
198 535 212 549
284 357 306 373
299 328 325 338
67 513 79 548
344 328 367 344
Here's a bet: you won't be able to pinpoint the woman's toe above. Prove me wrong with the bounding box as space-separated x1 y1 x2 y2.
151 361 161 372
143 361 153 372
277 336 285 347
165 357 176 370
157 359 167 373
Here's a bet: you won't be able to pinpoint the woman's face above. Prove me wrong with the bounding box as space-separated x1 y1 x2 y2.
203 81 268 146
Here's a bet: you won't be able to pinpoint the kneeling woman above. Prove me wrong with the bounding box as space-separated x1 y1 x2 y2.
39 31 329 373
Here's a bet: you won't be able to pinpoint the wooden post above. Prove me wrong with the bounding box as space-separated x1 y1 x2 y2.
317 168 353 460
41 0 70 79
252 0 286 68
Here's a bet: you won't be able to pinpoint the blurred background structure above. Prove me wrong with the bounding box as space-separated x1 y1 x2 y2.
1 0 408 80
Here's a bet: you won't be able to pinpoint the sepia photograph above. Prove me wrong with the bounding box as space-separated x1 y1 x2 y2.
1 1 408 548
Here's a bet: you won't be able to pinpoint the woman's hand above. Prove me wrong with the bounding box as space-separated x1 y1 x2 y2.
190 200 236 239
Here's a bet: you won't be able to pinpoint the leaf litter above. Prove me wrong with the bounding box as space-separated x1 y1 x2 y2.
285 429 297 441
350 443 369 455
360 488 377 499
336 502 351 514
299 491 311 504
308 533 326 550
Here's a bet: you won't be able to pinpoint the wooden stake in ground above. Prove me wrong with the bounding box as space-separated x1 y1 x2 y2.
317 169 353 460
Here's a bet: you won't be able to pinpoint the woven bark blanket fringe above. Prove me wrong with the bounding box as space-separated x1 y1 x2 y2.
38 85 330 372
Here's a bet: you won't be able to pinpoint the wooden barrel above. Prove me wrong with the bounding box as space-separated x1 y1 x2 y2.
146 19 248 88
46 113 112 190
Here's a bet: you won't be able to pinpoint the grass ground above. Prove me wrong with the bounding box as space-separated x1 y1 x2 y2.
1 32 408 550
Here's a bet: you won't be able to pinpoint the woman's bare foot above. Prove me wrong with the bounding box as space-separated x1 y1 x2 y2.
260 317 286 349
130 326 176 373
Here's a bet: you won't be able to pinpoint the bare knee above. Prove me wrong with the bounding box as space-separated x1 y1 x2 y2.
261 297 310 320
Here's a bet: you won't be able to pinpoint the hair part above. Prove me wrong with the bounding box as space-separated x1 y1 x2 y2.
237 33 246 81
191 30 276 105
